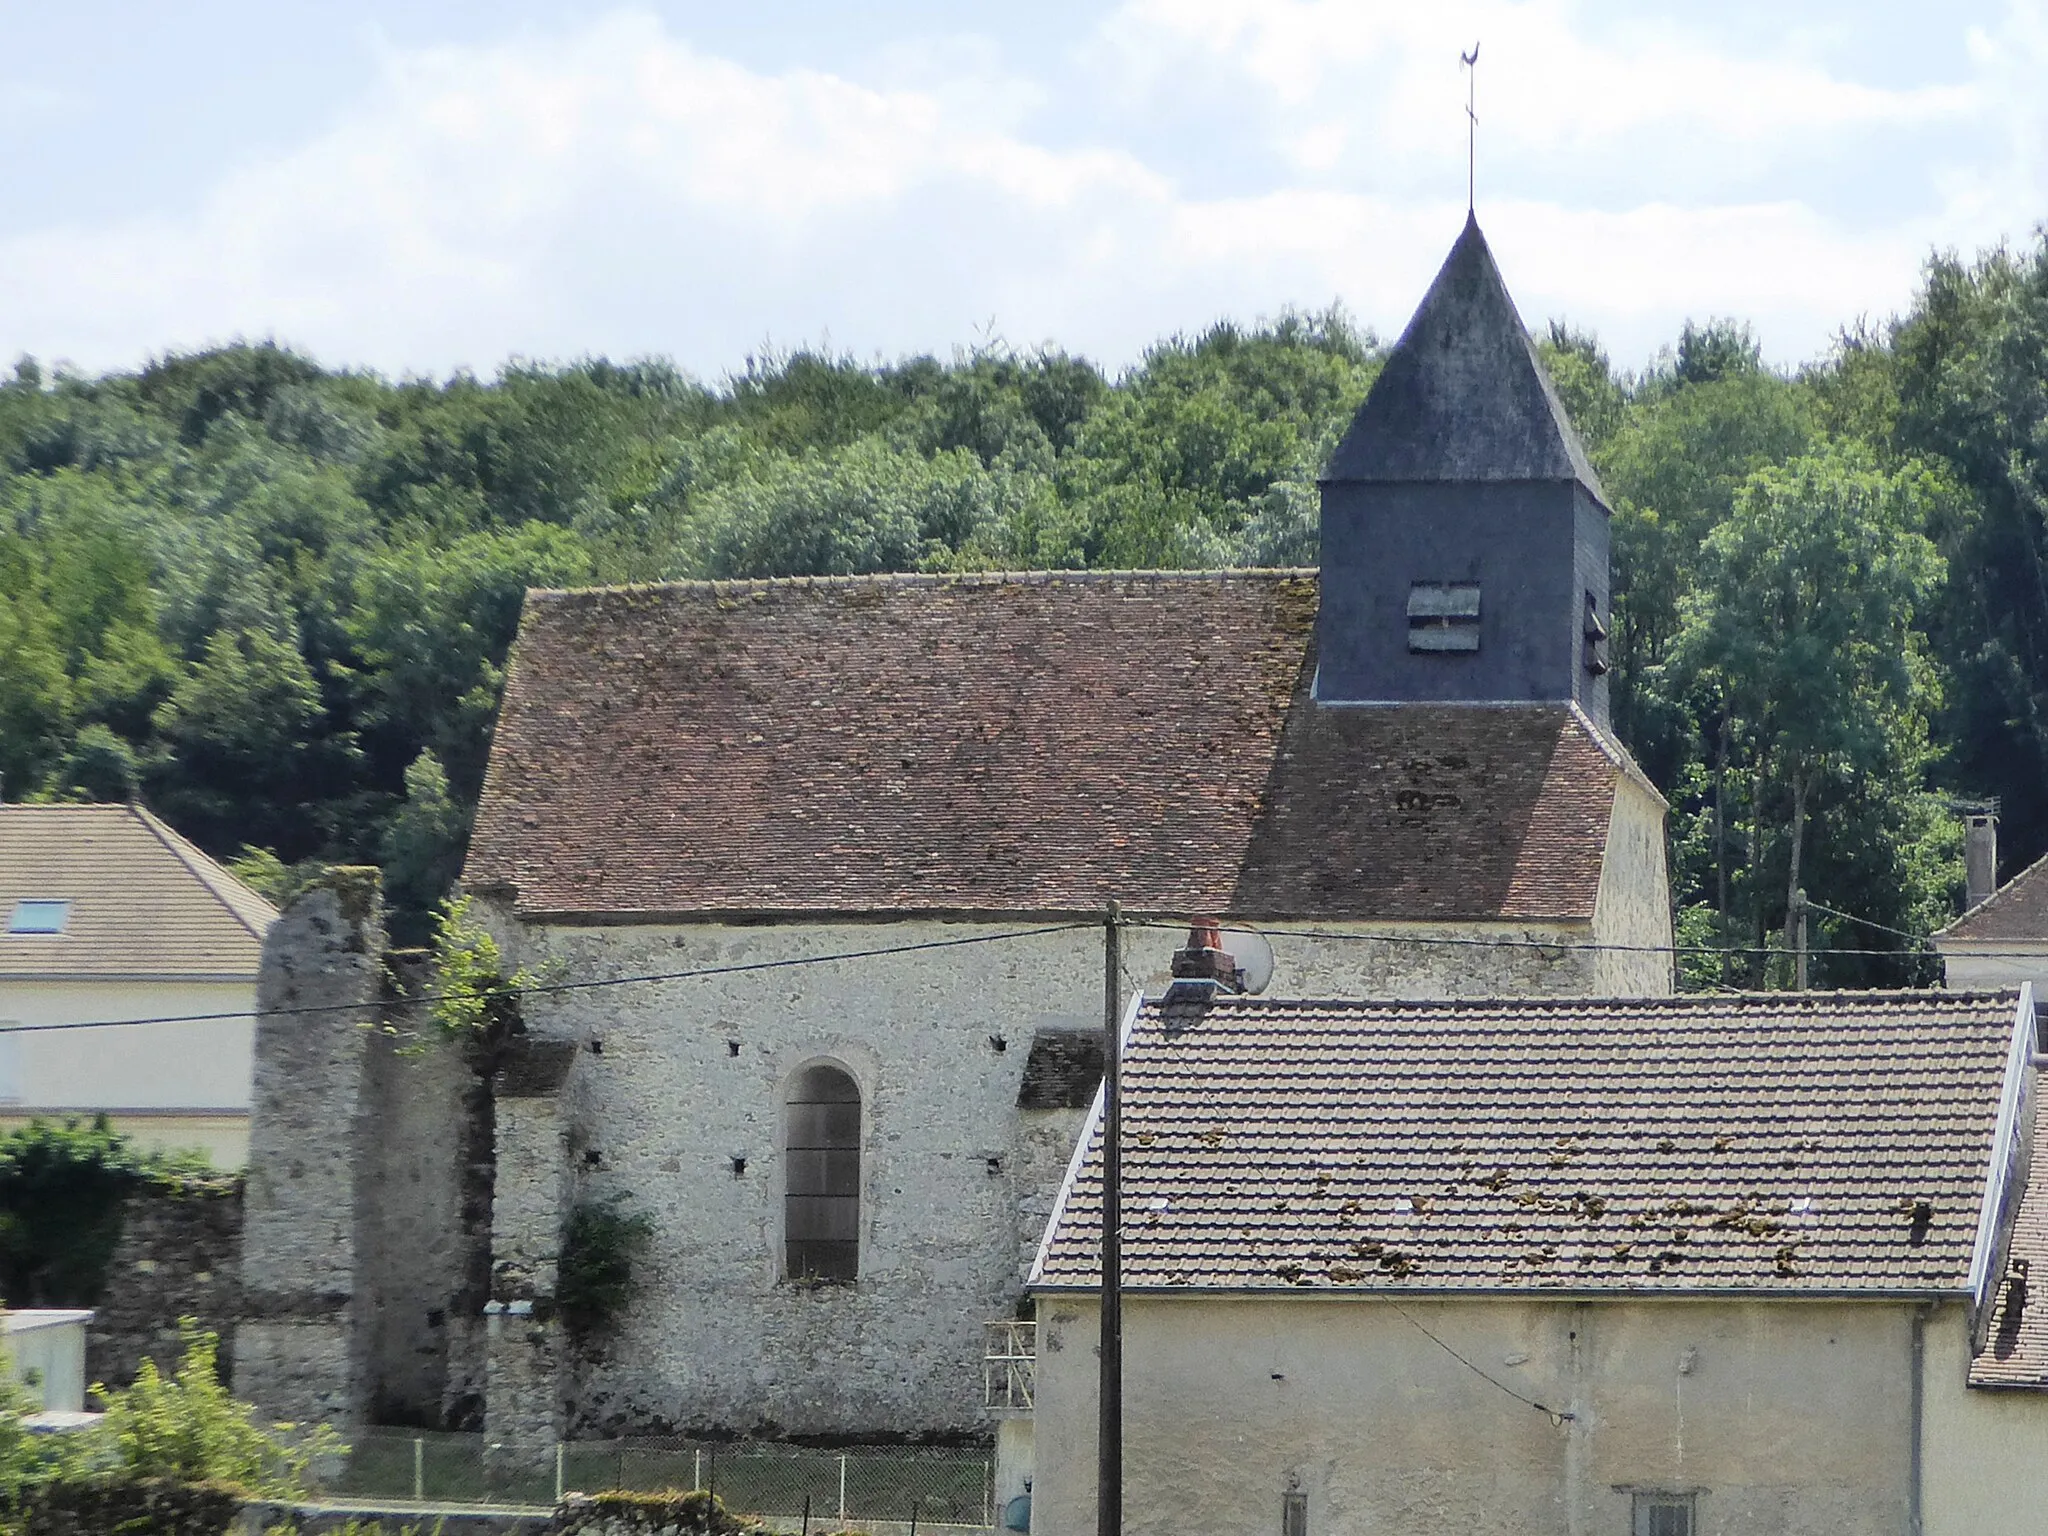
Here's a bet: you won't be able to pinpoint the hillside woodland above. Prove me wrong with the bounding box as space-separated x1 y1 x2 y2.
7 239 2048 983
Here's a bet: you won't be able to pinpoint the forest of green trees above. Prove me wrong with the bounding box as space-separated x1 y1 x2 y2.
6 235 2048 983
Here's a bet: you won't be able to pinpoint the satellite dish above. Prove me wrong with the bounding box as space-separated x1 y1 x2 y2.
1220 928 1276 995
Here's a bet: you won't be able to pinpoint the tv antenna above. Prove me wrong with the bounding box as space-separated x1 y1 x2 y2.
1460 42 1480 212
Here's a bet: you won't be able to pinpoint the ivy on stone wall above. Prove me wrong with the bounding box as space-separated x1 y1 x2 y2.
426 895 562 1047
0 1118 229 1308
557 1200 655 1348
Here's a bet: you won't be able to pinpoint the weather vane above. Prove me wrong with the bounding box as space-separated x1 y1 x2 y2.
1460 42 1480 212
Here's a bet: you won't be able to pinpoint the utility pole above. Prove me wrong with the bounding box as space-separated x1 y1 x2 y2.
1792 888 1809 991
1098 899 1123 1536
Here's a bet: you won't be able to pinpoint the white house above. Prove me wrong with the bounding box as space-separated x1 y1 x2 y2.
0 802 277 1167
1027 983 2048 1536
1937 816 2048 993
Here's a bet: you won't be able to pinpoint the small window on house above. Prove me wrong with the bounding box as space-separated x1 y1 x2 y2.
785 1063 861 1282
1280 1492 1307 1536
1408 583 1481 652
6 902 69 936
1632 1492 1695 1536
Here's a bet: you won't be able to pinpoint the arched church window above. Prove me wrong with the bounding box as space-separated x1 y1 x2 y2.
784 1063 861 1281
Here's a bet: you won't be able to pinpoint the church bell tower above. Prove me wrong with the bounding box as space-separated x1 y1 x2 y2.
1316 214 1612 725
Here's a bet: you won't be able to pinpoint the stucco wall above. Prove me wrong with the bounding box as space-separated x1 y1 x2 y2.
1032 1293 1927 1536
502 916 1627 1439
1590 776 1675 998
0 978 255 1164
1922 1305 2048 1536
1939 945 2047 995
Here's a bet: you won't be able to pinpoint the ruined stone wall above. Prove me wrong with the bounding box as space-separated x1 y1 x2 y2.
238 874 493 1431
358 961 490 1427
493 916 1611 1442
237 871 384 1428
88 1178 243 1389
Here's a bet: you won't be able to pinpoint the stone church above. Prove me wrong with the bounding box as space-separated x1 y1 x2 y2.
236 215 1674 1451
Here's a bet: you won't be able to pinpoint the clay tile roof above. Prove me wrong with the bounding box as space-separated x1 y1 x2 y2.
464 572 1630 921
1940 850 2048 943
1034 990 2021 1294
1322 214 1606 502
0 803 277 980
1973 1094 2048 1388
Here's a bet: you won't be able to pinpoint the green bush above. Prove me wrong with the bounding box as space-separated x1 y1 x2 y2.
0 1117 228 1308
75 1321 336 1498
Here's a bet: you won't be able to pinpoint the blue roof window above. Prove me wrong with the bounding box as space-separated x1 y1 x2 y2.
6 901 70 936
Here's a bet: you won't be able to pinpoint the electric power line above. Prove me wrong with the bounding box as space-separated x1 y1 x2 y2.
1390 1302 1573 1424
1801 899 1935 947
1123 917 1958 965
12 907 2036 1041
0 921 1094 1038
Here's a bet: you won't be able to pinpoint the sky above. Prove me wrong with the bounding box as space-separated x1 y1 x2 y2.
0 0 2041 381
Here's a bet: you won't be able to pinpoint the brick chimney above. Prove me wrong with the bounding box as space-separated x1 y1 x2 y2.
1966 814 1999 911
1162 919 1244 1005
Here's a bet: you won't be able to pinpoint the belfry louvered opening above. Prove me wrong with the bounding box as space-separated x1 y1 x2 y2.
1407 582 1481 652
785 1063 861 1282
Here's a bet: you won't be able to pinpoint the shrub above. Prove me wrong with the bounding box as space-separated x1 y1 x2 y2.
77 1320 336 1497
0 1117 229 1308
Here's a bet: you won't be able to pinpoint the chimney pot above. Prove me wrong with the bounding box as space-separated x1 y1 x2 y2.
1166 919 1244 1002
1966 814 1999 911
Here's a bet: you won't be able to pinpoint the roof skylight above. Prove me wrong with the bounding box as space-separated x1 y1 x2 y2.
6 901 70 936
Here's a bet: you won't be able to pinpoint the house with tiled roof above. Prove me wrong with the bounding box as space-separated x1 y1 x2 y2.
240 214 1671 1453
1936 815 2048 993
0 801 278 1166
1027 975 2048 1536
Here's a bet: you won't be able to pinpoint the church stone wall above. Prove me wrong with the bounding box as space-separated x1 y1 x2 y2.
497 915 1616 1439
1591 775 1676 997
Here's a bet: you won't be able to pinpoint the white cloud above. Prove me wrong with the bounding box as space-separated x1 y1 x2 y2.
1107 0 1979 172
0 4 2042 378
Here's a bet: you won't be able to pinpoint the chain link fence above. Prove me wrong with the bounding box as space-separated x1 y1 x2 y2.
336 1429 994 1529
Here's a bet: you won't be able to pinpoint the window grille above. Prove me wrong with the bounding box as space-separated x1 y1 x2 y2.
1280 1491 1307 1536
1631 1492 1695 1536
784 1064 861 1282
1407 583 1481 652
6 901 70 936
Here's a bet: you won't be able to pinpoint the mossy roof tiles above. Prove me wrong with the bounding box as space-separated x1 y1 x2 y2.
463 571 1629 921
1034 990 2022 1295
1973 1095 2048 1387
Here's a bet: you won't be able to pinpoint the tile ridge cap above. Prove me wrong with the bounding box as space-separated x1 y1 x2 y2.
526 567 1322 600
129 802 279 939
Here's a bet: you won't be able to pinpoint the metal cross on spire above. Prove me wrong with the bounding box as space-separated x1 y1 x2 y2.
1460 42 1480 212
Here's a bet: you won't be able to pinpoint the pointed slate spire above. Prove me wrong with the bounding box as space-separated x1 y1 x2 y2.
1324 214 1605 504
